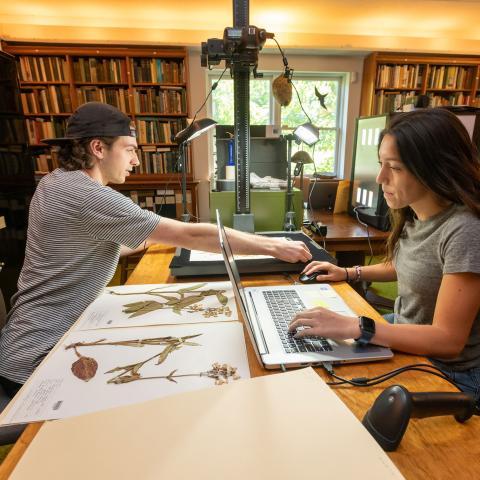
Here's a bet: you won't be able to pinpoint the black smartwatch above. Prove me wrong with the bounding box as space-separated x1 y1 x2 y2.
355 316 376 346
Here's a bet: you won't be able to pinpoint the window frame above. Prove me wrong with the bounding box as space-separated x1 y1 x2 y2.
208 70 348 177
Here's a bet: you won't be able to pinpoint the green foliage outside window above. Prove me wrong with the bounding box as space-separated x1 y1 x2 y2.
210 75 341 175
282 79 339 174
211 78 271 125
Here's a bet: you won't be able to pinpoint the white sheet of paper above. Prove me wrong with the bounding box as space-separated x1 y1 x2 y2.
189 237 289 262
10 368 404 480
0 322 249 425
189 250 273 261
74 282 237 330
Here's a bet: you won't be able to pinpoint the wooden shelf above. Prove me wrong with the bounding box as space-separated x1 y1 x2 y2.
360 52 480 115
1 40 196 219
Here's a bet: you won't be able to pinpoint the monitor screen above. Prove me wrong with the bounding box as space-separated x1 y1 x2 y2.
349 115 387 212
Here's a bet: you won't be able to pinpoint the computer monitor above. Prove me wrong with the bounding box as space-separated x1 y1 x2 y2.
348 115 390 231
445 109 480 148
348 108 480 232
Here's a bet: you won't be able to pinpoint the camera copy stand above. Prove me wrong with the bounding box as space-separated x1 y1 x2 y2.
283 134 297 231
201 0 273 232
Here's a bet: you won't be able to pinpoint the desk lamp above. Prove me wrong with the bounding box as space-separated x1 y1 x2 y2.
284 125 319 231
174 118 217 222
291 150 314 199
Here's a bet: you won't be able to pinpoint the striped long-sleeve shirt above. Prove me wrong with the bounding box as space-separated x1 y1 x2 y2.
0 169 161 384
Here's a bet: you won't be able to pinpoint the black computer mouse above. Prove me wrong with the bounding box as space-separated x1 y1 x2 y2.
298 270 328 284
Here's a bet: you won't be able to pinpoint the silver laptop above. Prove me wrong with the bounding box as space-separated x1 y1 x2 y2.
216 211 393 369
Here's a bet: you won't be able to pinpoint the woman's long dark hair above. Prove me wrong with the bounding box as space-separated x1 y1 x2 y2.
378 108 480 261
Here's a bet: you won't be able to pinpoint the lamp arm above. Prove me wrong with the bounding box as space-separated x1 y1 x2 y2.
179 142 190 222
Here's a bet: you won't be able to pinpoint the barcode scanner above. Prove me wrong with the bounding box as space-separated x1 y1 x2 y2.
362 385 476 451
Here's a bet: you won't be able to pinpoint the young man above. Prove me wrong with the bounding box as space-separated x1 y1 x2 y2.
0 102 311 396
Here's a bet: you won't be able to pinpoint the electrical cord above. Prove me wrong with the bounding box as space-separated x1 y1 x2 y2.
191 64 229 125
166 64 229 221
353 206 374 265
322 361 472 392
291 81 314 125
271 37 313 126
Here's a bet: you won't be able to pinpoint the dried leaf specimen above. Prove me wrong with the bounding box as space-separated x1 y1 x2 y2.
65 334 202 384
108 284 232 319
70 346 98 382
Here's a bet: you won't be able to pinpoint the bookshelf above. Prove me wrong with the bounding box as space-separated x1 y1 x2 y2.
360 52 480 116
2 41 197 221
0 50 36 308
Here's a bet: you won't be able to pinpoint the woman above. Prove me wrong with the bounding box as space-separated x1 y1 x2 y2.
289 108 480 401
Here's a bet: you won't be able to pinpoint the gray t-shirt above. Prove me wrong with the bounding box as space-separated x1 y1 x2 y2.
394 204 480 370
0 169 161 383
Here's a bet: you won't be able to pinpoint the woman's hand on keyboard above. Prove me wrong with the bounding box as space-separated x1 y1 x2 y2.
288 307 360 341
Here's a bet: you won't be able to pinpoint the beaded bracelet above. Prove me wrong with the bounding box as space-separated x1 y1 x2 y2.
344 267 349 282
352 265 362 283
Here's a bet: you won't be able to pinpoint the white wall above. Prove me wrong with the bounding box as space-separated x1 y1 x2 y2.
188 48 364 221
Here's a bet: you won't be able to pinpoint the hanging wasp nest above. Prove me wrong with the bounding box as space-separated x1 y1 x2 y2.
272 74 292 107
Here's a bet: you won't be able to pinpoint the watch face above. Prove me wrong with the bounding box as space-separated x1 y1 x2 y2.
361 316 376 334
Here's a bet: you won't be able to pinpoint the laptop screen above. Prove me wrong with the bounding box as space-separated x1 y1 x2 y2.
216 210 248 312
216 210 265 362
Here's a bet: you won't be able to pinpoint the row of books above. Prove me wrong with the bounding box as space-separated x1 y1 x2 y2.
125 188 192 218
20 85 72 114
130 58 185 84
0 83 21 113
373 90 472 113
0 192 28 260
0 147 31 176
75 87 130 113
26 118 66 145
426 66 475 90
135 117 185 144
17 56 68 83
136 146 191 175
133 87 187 114
34 150 60 172
427 92 471 107
73 57 128 84
376 64 424 89
373 91 417 114
0 118 27 144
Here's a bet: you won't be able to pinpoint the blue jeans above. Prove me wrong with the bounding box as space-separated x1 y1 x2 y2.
383 313 395 324
431 361 480 406
382 314 480 406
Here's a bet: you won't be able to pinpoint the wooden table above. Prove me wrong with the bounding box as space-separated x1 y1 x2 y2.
1 245 479 480
305 210 389 266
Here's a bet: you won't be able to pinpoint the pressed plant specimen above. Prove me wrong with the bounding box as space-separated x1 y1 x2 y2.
108 283 232 319
66 334 240 386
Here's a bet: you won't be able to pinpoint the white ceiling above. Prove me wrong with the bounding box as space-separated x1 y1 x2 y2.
1 0 480 54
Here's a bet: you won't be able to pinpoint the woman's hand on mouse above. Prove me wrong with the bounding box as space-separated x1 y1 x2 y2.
301 261 347 282
288 307 360 340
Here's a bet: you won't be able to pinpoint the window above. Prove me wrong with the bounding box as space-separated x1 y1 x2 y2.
209 72 346 176
210 77 272 125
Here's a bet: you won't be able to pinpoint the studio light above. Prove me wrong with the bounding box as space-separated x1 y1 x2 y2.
293 122 319 146
174 118 217 222
174 118 217 144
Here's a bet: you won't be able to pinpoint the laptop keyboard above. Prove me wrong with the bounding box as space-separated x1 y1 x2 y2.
263 290 332 353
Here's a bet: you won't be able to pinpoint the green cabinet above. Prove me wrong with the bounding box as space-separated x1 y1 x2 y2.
210 189 303 232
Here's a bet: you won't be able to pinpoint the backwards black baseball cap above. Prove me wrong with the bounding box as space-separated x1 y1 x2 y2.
41 102 136 145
